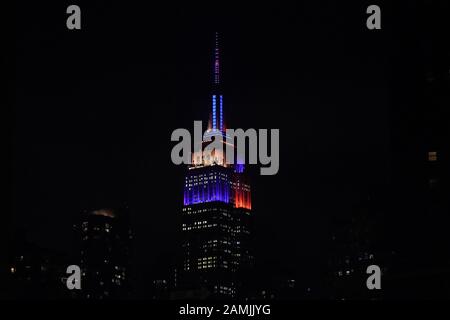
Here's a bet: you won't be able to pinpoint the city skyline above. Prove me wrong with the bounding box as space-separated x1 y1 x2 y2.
7 1 450 300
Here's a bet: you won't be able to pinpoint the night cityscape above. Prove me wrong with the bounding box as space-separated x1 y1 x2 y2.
6 0 450 307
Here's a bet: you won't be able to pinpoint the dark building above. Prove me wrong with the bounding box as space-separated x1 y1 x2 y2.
9 237 72 299
173 33 254 299
385 3 450 298
246 276 303 300
150 279 169 300
77 206 133 299
327 193 389 300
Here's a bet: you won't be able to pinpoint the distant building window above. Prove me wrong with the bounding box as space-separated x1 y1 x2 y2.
428 151 437 162
429 178 438 188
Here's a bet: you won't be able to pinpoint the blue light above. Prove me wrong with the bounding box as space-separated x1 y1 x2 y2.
184 170 231 205
234 164 245 173
220 95 223 131
213 95 216 130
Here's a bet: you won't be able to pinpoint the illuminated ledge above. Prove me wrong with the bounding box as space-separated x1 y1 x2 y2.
188 163 228 170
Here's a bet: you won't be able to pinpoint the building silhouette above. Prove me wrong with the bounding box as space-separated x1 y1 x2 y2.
9 235 72 299
77 206 133 299
327 194 386 300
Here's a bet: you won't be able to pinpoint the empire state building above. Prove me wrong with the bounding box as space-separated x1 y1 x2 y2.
175 33 253 299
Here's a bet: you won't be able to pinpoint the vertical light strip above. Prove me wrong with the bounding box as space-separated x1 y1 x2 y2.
219 95 223 132
212 95 217 130
214 32 220 84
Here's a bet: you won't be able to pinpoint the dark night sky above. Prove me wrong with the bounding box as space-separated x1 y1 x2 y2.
12 1 449 297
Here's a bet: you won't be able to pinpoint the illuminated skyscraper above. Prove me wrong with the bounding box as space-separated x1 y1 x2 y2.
175 33 253 299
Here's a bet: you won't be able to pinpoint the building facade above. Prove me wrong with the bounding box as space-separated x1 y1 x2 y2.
174 33 253 299
78 207 132 299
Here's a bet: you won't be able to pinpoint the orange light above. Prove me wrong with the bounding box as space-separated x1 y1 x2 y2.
233 185 251 210
428 151 437 162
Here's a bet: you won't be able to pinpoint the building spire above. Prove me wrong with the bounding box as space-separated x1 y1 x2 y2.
210 32 224 133
214 32 220 85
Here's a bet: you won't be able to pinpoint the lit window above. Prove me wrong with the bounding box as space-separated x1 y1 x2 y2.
428 151 437 162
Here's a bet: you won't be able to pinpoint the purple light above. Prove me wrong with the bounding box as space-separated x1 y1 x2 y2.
234 164 245 173
214 32 220 84
184 170 231 205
